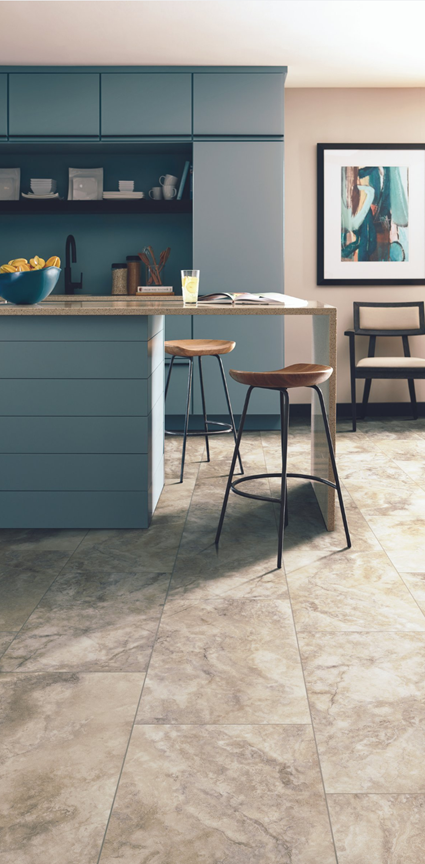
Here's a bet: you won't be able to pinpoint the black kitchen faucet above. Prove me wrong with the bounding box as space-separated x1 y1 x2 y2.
64 234 83 294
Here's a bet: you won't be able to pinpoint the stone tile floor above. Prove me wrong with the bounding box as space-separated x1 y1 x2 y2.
1 419 425 862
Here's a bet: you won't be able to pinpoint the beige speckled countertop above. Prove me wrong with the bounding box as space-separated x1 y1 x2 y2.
0 295 335 316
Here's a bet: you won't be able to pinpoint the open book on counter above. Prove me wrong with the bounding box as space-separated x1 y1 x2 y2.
198 292 302 305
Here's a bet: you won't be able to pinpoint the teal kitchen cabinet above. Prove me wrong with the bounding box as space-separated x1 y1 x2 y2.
192 140 284 415
0 75 7 137
9 74 100 136
193 73 284 136
101 73 191 136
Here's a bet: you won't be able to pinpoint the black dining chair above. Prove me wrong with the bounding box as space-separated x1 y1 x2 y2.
345 301 425 431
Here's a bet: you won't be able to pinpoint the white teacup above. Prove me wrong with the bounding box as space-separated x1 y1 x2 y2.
159 174 178 187
149 187 163 200
162 185 177 200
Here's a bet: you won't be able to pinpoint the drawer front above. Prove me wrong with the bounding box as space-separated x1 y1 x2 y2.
0 315 163 342
9 73 100 137
0 379 149 416
0 455 148 491
0 75 7 137
101 73 192 136
193 73 284 136
0 338 162 379
0 417 148 453
0 491 149 529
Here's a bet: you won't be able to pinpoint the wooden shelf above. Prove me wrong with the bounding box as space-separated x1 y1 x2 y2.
0 199 192 215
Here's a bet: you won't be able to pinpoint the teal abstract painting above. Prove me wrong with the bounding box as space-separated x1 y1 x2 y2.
341 166 409 263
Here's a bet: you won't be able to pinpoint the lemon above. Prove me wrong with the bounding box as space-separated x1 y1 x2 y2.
45 256 61 268
30 256 45 269
0 264 16 273
183 277 198 295
15 263 30 271
11 258 28 266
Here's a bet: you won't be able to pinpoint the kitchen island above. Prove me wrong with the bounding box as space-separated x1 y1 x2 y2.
0 295 336 530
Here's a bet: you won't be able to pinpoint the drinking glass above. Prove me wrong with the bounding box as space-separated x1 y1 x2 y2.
181 270 200 305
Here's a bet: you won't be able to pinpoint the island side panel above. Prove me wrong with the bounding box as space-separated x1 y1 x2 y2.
0 314 164 528
311 310 336 530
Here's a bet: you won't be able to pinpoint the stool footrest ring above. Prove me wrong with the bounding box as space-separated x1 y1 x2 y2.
231 471 337 503
165 420 233 438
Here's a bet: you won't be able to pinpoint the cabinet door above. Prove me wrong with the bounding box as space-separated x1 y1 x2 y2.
193 73 284 136
101 74 191 136
192 141 284 414
0 75 7 137
9 74 100 136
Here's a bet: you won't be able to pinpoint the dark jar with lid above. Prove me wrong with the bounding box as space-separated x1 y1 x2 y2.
111 263 127 295
126 256 141 295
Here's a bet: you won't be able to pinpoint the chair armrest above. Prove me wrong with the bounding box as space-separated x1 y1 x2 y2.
344 329 356 336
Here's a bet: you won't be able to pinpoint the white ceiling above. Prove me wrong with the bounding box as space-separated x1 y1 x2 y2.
1 0 425 88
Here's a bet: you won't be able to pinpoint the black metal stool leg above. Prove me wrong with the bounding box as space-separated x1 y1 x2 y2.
215 386 253 547
216 355 244 475
198 356 210 463
312 385 351 549
165 355 175 400
180 358 193 483
277 389 289 569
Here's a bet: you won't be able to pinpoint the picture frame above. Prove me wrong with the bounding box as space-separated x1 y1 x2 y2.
317 143 425 286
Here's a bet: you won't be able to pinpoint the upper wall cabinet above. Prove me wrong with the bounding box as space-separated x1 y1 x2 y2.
9 74 100 137
0 75 7 137
193 73 284 136
101 74 192 136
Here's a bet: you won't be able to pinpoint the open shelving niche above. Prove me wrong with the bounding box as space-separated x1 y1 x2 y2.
0 140 193 297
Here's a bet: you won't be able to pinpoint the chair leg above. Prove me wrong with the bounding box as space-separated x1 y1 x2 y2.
216 355 244 475
215 387 253 547
277 389 289 570
312 385 351 549
407 379 418 420
350 370 357 432
198 356 210 463
361 378 372 419
180 358 193 484
165 355 175 400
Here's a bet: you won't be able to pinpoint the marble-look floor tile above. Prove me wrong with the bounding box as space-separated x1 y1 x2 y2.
399 572 425 613
0 529 86 556
0 569 169 672
137 598 309 724
298 632 425 792
0 559 70 630
280 483 380 575
99 724 337 864
327 793 425 864
0 632 16 658
0 671 143 864
286 550 425 631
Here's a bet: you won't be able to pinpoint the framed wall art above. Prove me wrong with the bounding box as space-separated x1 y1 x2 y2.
317 143 425 286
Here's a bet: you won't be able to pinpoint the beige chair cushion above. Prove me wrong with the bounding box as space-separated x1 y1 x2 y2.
359 306 420 330
357 356 425 368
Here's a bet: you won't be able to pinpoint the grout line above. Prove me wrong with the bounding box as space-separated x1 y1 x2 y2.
95 439 204 864
259 430 340 864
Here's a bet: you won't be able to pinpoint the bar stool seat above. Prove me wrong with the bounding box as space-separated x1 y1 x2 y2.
229 363 333 389
165 338 243 483
216 362 351 569
165 339 235 358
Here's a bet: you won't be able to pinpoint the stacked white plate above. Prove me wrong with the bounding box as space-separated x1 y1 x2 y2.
30 178 57 195
119 180 134 192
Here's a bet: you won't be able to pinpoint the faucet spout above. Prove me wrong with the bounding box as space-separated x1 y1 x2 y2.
64 234 82 295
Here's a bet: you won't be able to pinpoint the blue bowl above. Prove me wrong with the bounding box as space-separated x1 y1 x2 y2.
0 267 61 305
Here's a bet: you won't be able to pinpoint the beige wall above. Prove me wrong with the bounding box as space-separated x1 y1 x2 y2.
284 88 425 404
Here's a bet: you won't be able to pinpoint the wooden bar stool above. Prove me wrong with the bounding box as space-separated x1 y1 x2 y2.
215 363 351 568
165 339 244 483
